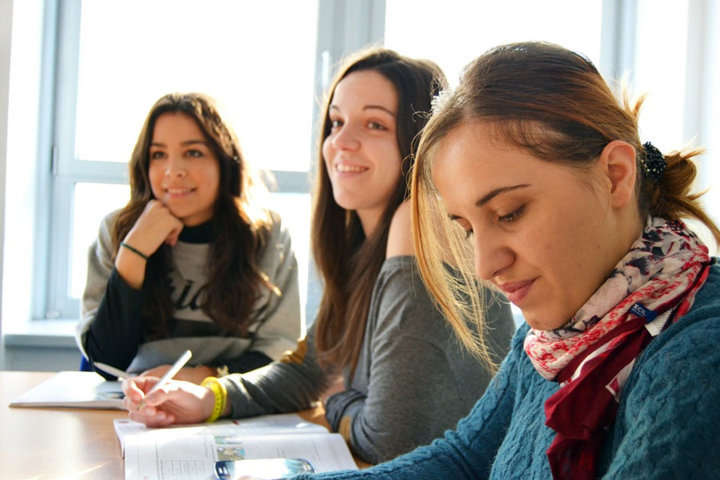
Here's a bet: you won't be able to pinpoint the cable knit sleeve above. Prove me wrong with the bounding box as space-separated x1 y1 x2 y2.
601 312 720 478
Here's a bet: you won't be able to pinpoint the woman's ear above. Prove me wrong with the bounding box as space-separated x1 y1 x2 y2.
599 140 637 208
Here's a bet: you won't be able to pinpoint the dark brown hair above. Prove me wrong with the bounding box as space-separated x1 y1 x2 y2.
112 92 274 338
312 47 446 373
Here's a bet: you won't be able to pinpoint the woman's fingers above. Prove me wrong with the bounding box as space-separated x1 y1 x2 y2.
122 379 211 426
125 200 184 253
128 406 176 427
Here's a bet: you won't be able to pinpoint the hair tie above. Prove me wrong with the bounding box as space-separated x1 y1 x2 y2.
641 142 666 181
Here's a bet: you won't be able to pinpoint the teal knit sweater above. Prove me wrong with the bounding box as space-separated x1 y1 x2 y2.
298 261 720 479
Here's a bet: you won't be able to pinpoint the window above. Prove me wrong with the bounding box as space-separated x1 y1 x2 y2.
632 0 719 249
45 0 320 321
385 0 603 86
19 0 720 331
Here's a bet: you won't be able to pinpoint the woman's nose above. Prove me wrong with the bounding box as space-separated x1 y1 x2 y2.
331 124 361 151
473 234 514 281
164 156 187 178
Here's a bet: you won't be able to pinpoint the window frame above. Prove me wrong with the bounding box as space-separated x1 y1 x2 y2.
37 0 387 321
32 0 718 324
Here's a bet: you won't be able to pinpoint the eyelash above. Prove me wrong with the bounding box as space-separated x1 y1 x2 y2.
498 205 525 223
329 119 388 131
148 149 204 161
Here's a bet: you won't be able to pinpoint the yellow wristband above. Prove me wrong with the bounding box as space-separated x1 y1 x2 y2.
201 376 227 423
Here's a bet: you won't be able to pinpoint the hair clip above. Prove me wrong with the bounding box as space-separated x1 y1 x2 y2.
641 142 665 181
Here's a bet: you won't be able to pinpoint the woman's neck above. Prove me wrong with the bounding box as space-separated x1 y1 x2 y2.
356 208 384 238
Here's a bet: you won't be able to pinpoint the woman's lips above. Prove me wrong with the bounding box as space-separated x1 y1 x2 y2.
497 279 536 305
164 187 195 198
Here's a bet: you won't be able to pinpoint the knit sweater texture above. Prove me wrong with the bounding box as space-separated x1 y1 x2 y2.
297 261 720 479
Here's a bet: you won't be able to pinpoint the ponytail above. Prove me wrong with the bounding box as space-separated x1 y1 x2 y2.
640 145 720 245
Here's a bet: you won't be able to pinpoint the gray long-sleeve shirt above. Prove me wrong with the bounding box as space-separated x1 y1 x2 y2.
220 255 515 464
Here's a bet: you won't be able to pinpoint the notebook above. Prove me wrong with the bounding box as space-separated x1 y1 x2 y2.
9 371 124 409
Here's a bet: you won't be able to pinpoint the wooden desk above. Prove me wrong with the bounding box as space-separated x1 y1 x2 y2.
1 371 127 479
1 371 363 479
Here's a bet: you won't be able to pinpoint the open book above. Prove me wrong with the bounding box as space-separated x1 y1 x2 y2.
9 371 124 409
115 413 358 479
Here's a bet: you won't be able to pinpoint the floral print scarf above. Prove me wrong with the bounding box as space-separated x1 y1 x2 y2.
523 217 713 480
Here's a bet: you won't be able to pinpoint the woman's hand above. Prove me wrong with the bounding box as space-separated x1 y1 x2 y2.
125 200 185 252
140 365 218 385
115 200 184 288
122 376 216 427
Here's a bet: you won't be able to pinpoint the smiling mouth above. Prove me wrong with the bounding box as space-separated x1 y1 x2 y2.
165 187 196 196
335 163 368 173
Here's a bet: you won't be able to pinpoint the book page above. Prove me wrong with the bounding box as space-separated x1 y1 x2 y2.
115 413 328 454
124 429 357 480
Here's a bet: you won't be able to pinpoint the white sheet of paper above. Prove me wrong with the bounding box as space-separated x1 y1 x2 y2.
9 371 124 409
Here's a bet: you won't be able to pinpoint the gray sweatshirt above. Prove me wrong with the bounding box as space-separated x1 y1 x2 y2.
220 255 515 464
76 209 302 375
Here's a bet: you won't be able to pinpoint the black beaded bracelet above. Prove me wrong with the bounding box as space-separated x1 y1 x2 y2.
120 241 149 260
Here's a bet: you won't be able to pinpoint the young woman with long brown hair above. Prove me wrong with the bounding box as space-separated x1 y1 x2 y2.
121 48 515 465
77 92 301 385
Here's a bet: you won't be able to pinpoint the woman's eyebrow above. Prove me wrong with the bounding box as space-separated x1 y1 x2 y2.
180 140 208 146
363 105 396 117
475 184 530 207
149 139 207 147
329 104 396 117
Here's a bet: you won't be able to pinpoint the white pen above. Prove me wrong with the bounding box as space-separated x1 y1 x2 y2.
138 349 192 408
93 361 134 379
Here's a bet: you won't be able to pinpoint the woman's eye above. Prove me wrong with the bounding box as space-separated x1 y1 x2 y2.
367 121 387 131
186 149 204 158
149 151 165 160
498 205 525 223
452 219 473 238
330 119 343 129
